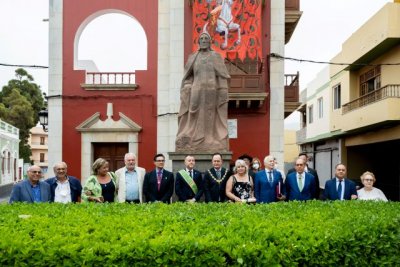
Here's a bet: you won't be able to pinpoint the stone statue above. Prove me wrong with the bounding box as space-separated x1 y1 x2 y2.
175 32 231 152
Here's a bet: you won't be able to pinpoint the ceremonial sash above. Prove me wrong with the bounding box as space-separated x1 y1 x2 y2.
179 170 198 194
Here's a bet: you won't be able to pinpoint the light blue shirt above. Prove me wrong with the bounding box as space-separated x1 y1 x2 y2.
297 172 304 191
30 183 41 203
125 170 139 201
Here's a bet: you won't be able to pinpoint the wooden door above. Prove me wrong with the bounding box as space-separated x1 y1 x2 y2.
93 143 128 172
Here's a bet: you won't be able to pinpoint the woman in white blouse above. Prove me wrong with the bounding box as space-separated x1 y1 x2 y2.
357 171 388 201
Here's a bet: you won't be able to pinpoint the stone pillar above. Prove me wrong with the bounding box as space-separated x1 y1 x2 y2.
169 152 233 174
168 151 233 203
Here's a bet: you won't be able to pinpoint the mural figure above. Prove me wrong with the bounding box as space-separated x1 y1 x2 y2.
215 0 241 49
204 0 241 50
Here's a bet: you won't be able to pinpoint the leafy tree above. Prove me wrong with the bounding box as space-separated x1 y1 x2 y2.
0 69 46 162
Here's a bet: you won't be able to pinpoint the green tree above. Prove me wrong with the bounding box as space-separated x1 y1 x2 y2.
0 69 46 162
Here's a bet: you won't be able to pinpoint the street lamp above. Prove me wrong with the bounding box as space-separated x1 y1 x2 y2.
38 108 48 132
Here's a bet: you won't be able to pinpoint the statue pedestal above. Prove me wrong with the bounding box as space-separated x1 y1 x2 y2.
169 151 233 174
168 151 233 203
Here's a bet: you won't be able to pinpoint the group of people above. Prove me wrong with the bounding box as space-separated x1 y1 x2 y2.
8 152 388 204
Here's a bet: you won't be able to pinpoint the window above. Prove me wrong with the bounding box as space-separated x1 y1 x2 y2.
308 105 314 124
360 66 381 96
14 158 17 181
1 153 4 175
333 84 341 110
40 153 45 163
40 137 45 145
318 97 323 119
7 152 10 174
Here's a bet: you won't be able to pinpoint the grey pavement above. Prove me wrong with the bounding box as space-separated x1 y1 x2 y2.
0 197 9 203
0 183 12 203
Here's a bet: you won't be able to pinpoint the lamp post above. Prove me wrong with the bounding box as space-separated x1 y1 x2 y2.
38 108 48 132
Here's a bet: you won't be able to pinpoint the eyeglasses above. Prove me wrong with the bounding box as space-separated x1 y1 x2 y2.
155 160 165 162
364 179 374 182
295 164 304 166
30 171 42 174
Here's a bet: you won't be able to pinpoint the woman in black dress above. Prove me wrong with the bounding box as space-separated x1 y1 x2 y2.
225 159 256 203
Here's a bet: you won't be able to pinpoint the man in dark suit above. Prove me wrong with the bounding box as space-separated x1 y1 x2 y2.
46 162 82 203
324 163 358 200
9 165 51 203
285 158 316 201
175 155 203 202
287 152 320 199
254 155 286 203
204 153 231 202
143 153 174 203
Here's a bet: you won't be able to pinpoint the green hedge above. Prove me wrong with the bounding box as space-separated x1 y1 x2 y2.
0 201 399 266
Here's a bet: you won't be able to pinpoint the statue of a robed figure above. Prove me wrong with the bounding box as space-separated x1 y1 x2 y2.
175 32 231 152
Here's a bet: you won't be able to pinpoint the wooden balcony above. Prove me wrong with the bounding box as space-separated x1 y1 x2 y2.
284 72 301 118
285 0 302 44
228 74 267 109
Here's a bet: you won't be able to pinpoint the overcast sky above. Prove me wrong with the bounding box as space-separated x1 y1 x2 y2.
0 0 48 93
0 0 392 127
284 0 390 128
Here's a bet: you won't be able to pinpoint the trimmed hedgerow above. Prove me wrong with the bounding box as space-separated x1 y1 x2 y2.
0 201 399 266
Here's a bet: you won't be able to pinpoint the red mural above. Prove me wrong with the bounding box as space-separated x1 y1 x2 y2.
192 0 262 61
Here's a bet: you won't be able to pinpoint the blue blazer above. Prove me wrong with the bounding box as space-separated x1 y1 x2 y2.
285 172 316 201
324 178 357 200
175 169 203 202
45 176 82 203
254 169 285 203
9 179 51 203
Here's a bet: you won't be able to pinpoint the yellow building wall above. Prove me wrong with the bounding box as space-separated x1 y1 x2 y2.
330 3 400 133
284 130 299 163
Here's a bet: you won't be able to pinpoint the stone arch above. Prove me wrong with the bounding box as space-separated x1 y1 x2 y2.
73 9 147 72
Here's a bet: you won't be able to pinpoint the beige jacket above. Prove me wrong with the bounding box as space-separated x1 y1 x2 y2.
115 166 146 203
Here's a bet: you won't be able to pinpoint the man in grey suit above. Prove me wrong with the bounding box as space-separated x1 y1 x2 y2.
9 165 51 203
115 153 146 203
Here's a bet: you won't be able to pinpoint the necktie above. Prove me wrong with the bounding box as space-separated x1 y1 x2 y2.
157 170 162 191
216 169 221 179
298 174 303 191
338 180 342 200
268 171 273 184
189 170 193 178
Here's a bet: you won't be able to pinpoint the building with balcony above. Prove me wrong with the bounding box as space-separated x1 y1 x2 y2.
0 119 20 186
28 127 48 175
47 0 301 180
296 2 400 200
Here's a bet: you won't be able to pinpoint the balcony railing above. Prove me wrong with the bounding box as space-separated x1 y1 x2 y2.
284 72 299 102
30 142 47 146
285 0 302 44
228 74 267 109
85 72 135 85
229 74 264 93
82 72 138 90
285 0 300 11
342 84 400 114
0 119 19 136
